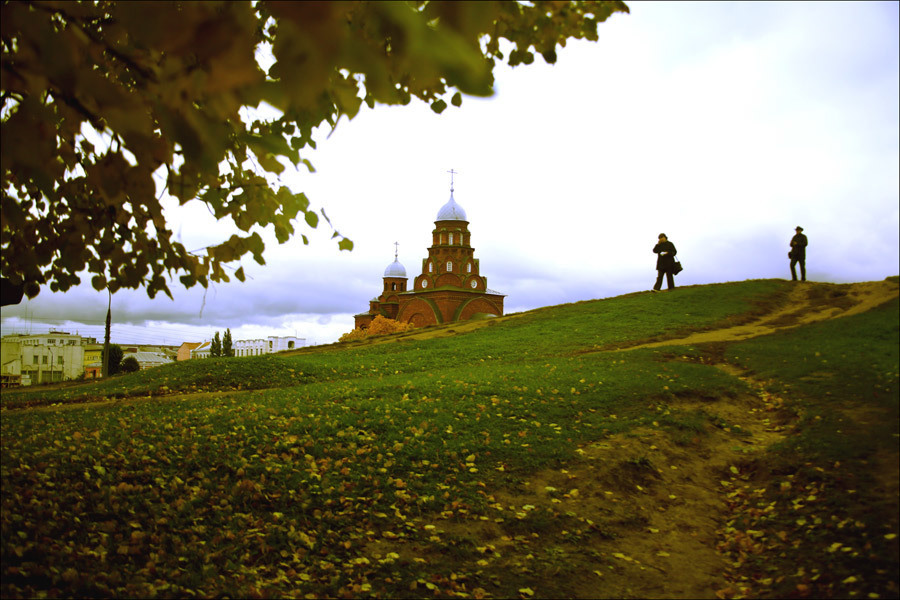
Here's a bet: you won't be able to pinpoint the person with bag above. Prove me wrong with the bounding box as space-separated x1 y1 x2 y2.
652 233 678 292
789 226 808 282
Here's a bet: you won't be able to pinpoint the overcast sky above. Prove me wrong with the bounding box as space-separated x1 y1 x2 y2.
2 1 898 346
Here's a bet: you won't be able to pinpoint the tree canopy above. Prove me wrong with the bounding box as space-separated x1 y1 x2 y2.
1 0 628 300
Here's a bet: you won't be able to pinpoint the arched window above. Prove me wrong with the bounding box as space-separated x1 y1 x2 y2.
449 233 454 245
391 282 396 290
467 263 472 273
428 263 433 273
447 261 452 272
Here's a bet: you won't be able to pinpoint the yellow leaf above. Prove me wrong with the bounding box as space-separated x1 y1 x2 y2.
519 588 534 597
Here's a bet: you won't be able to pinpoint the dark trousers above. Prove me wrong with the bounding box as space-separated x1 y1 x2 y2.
790 258 806 281
654 269 674 290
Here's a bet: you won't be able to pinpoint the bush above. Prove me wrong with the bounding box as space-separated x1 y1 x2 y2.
120 356 140 373
339 316 413 342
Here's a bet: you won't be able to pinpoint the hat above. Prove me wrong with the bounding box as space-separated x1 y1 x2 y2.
795 226 803 232
658 233 667 239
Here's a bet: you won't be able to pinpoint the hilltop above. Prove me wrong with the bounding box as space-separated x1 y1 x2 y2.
1 278 898 599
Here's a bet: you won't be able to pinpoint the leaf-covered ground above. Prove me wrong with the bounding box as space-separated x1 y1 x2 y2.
2 279 898 598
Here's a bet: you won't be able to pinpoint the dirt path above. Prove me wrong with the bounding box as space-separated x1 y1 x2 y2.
622 280 899 350
462 371 796 599
476 280 898 598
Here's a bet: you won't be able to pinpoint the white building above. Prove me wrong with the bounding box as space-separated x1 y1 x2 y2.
123 351 174 370
0 331 92 386
234 336 305 357
191 341 211 359
187 336 305 359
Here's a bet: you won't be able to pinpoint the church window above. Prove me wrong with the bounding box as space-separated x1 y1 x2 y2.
428 263 433 273
447 261 452 272
449 233 454 245
391 282 396 291
467 263 472 273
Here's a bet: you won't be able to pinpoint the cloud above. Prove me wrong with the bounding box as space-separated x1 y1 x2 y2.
2 2 897 346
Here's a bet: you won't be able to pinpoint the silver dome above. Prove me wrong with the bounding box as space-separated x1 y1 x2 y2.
436 192 467 221
383 259 407 278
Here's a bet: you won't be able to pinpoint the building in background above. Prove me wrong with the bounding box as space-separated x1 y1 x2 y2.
355 180 504 329
123 351 174 370
1 337 22 387
191 342 211 359
177 342 203 361
83 343 103 379
0 332 93 386
233 336 305 356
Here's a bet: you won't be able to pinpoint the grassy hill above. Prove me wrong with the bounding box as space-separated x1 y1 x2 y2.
2 279 898 599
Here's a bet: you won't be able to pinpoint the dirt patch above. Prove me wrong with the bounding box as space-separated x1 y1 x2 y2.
404 384 796 599
618 281 898 351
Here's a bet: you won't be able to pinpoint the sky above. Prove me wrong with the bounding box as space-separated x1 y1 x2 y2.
2 1 899 347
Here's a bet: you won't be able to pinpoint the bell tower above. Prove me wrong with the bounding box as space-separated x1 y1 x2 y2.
413 170 486 293
354 171 505 330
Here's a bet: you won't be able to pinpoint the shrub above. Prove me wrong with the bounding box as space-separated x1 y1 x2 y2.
120 356 140 373
339 316 413 342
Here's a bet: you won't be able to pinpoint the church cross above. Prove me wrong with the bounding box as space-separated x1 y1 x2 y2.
447 168 458 192
394 241 399 260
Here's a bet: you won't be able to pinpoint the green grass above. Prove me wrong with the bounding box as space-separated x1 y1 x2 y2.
1 279 897 599
717 297 900 598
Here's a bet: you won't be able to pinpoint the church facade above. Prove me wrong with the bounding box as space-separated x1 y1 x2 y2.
354 186 504 329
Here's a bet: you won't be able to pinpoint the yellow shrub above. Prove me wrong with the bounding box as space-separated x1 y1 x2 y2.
339 316 413 342
338 328 368 342
367 315 413 336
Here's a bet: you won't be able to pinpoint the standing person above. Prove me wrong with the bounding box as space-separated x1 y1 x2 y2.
789 226 808 282
652 233 677 292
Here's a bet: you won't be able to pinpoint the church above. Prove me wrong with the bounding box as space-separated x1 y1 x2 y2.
354 180 505 329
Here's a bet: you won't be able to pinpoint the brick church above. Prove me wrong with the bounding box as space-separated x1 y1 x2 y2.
354 180 505 329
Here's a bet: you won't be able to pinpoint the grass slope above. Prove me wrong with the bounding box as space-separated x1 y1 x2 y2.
1 279 897 599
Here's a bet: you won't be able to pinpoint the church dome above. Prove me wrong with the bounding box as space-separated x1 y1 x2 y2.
436 192 467 221
384 259 407 278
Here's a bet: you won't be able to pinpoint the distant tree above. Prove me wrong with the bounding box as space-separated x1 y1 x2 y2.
1 1 629 300
210 332 222 358
120 356 140 373
223 329 234 357
103 344 124 375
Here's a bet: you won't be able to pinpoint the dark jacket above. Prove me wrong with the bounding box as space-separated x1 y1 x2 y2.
653 240 677 271
790 233 807 260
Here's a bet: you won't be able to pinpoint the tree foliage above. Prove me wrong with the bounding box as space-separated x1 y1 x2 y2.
102 343 123 375
223 328 233 357
119 355 140 373
1 0 628 300
210 331 222 358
